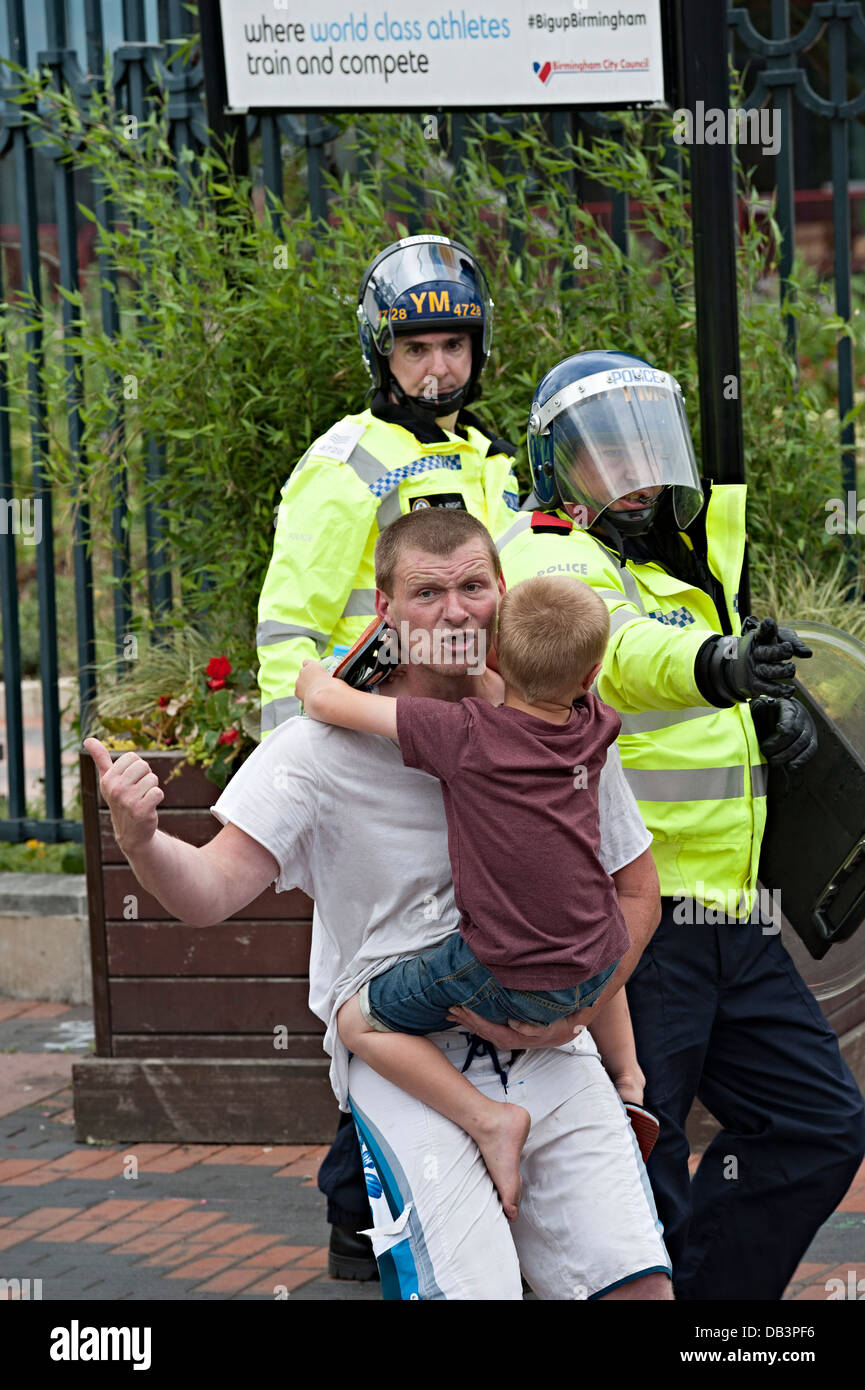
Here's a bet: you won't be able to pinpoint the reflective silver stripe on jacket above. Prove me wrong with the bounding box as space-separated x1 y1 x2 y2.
594 586 629 604
618 705 717 735
596 568 717 727
496 512 533 551
347 442 469 531
593 585 641 637
617 566 644 610
624 765 746 802
289 446 314 478
751 763 769 796
581 534 646 611
377 490 403 530
592 563 645 627
260 695 302 733
609 605 643 637
341 588 376 619
344 442 389 487
256 620 328 651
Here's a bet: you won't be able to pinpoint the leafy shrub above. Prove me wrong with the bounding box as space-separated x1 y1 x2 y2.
1 67 859 700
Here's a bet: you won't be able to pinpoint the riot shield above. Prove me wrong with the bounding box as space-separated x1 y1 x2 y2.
758 621 865 1000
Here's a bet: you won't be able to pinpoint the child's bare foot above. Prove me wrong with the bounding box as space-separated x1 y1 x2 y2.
472 1104 531 1221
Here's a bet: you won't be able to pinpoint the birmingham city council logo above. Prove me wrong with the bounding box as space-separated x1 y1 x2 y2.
533 61 552 84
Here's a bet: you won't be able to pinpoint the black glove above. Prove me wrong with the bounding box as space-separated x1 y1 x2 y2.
695 616 813 705
750 696 818 771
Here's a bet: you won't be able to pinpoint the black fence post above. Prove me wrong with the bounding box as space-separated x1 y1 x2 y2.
260 113 284 234
827 7 859 586
85 0 133 670
769 0 798 358
160 0 197 180
551 110 577 296
122 0 174 637
306 113 330 230
6 0 65 833
198 0 249 177
0 211 27 829
42 0 97 744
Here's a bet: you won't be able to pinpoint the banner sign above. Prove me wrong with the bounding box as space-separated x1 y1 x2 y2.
218 0 667 111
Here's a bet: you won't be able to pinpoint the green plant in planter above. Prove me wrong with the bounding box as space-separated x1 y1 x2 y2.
88 628 259 788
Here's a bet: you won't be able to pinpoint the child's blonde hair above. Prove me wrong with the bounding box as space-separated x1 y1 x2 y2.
496 575 610 704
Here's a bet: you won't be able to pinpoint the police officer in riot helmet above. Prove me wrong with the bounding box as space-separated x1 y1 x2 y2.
496 349 865 1300
524 350 817 761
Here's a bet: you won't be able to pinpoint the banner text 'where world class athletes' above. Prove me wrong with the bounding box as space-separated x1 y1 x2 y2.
242 11 513 81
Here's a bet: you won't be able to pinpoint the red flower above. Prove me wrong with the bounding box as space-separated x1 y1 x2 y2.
217 728 239 746
206 657 232 680
207 678 226 691
158 695 170 708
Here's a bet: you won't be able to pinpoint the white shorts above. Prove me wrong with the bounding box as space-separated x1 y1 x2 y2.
347 1029 672 1300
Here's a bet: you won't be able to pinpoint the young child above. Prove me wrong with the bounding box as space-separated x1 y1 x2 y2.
296 574 643 1221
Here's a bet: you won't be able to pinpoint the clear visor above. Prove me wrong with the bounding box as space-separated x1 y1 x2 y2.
359 237 492 356
542 371 703 529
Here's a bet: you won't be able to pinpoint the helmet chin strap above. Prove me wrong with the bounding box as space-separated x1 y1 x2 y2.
388 372 472 425
591 496 660 543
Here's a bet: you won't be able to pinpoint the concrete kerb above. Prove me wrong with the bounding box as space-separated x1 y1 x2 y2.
0 874 90 1005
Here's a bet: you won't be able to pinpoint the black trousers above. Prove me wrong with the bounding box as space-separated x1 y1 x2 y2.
317 1109 371 1228
627 898 865 1300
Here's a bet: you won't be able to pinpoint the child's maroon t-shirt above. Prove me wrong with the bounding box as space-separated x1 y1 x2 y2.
395 693 631 990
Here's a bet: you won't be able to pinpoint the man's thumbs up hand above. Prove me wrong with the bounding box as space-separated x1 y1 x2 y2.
85 736 114 776
83 737 164 857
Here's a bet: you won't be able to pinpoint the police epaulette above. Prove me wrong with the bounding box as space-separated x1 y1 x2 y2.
530 510 573 535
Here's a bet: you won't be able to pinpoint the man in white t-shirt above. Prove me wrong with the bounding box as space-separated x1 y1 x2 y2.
84 509 672 1301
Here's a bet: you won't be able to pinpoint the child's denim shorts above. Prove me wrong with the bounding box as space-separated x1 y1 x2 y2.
359 929 620 1035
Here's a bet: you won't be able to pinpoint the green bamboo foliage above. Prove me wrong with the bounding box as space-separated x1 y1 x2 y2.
1 72 859 670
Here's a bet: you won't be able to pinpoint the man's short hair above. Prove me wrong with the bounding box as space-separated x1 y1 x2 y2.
375 507 501 594
496 575 610 704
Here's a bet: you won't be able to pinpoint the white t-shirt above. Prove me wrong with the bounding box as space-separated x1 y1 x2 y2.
211 714 652 1108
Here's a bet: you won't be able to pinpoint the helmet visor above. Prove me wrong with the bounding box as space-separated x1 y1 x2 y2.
359 236 492 357
536 368 703 529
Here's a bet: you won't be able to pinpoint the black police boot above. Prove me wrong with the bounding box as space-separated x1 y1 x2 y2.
328 1224 380 1281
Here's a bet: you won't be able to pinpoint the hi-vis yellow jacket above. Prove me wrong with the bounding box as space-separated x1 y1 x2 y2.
497 485 768 915
257 402 519 734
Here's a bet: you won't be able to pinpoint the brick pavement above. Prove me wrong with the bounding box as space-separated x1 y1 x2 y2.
0 1085 380 1301
1 996 864 1301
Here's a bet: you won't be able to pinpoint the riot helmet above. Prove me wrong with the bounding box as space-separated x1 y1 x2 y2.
527 350 704 536
357 235 493 424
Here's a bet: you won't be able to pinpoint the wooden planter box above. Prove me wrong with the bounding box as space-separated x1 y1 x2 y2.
74 749 336 1144
74 753 865 1152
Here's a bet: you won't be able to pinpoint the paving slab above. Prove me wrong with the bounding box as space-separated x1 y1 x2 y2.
1 992 863 1303
0 1054 75 1118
